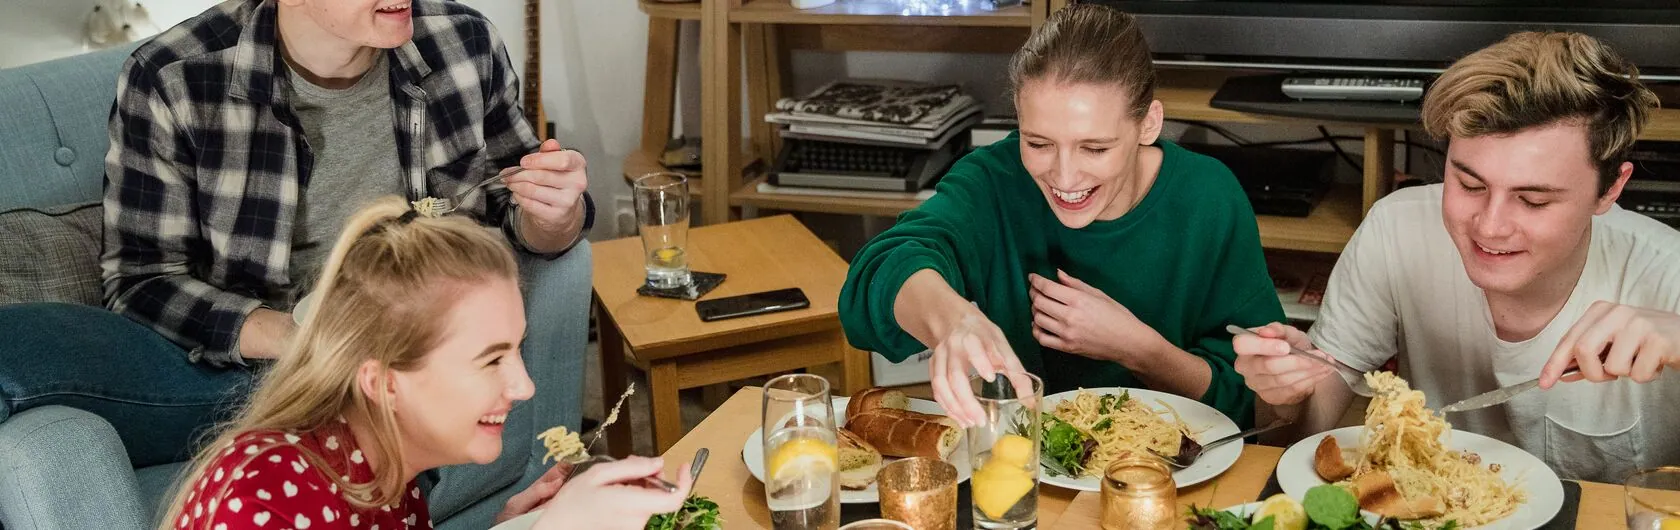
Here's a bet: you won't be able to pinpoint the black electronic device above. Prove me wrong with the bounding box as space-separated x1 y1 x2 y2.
695 288 812 322
1080 1 1680 80
1180 142 1340 218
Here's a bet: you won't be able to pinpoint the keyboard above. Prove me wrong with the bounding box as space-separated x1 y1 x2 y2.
769 137 959 193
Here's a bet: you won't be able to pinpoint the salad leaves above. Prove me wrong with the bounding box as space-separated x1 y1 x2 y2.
645 495 721 530
1304 484 1361 529
1040 412 1095 477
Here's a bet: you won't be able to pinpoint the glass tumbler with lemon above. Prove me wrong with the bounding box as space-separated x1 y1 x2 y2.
1627 467 1680 530
968 373 1044 529
763 374 841 530
633 172 691 289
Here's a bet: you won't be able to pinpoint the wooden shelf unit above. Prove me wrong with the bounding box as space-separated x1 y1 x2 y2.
621 149 706 198
731 175 1366 253
678 0 1680 254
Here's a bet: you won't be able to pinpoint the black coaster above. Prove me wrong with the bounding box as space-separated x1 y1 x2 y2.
1257 472 1583 529
636 271 726 301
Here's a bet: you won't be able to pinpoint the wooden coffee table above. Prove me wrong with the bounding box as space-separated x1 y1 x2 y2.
592 215 872 455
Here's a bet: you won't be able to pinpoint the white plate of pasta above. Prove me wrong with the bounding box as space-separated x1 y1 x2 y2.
1037 388 1241 492
1276 372 1563 529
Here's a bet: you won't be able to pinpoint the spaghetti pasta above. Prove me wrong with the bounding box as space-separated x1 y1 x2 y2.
1048 390 1195 478
537 383 636 464
1346 372 1525 526
538 426 586 464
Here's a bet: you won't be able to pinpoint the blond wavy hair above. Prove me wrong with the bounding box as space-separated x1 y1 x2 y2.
157 197 519 529
1422 31 1660 194
1009 3 1156 119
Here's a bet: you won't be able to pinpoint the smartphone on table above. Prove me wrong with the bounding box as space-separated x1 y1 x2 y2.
694 287 810 322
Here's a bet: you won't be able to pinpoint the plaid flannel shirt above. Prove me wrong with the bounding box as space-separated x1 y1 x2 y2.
102 0 592 366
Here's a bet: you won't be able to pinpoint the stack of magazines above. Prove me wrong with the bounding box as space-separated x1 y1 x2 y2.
766 79 983 148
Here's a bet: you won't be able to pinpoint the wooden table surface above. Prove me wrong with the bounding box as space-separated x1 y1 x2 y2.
662 387 1630 529
590 214 849 361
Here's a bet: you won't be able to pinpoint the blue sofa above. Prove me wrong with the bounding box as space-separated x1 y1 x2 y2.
0 44 591 529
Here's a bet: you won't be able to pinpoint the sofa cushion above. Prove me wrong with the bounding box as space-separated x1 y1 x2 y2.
0 42 140 212
0 202 104 306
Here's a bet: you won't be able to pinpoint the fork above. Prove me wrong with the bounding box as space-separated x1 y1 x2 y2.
1160 420 1292 469
417 167 523 216
565 453 680 493
1225 325 1372 395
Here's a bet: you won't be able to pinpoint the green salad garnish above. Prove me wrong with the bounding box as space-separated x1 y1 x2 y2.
645 495 721 530
1304 484 1361 529
1040 412 1094 477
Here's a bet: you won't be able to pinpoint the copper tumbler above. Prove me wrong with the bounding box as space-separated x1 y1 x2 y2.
876 457 959 530
1100 453 1177 530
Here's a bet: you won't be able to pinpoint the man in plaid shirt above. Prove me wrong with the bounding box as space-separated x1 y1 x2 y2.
106 0 592 367
0 1 594 526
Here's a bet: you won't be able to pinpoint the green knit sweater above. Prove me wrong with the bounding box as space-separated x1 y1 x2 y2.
839 133 1284 425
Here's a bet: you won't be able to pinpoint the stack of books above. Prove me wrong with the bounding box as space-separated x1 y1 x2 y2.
762 80 983 196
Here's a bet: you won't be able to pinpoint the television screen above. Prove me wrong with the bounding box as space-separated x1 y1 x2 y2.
1084 0 1680 77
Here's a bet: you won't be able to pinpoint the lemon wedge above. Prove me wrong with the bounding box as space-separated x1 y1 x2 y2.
1661 518 1680 530
653 247 682 266
989 434 1034 469
972 465 1035 519
767 438 838 483
1253 494 1308 530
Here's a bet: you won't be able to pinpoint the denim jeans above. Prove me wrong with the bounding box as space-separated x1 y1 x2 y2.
0 302 255 468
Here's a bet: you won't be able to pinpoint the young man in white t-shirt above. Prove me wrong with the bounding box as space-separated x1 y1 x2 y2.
1233 31 1680 483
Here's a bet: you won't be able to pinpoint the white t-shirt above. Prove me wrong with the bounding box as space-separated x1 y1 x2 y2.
1308 184 1680 483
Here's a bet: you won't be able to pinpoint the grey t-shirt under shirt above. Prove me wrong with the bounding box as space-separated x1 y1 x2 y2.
286 55 406 300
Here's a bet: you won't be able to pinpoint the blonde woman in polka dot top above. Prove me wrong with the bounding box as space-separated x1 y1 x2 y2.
158 198 693 530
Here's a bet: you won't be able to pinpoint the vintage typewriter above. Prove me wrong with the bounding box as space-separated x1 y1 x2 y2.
769 137 962 193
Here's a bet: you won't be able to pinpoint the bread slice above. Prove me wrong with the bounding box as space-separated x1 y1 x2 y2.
837 428 882 490
1354 471 1445 519
845 388 911 421
1314 436 1355 482
847 408 963 460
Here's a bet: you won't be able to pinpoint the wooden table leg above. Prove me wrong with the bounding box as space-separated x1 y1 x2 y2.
649 361 685 454
596 301 633 459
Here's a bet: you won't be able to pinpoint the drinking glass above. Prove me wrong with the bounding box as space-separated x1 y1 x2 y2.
877 457 958 530
633 172 691 289
763 374 840 530
967 373 1043 529
1627 467 1680 530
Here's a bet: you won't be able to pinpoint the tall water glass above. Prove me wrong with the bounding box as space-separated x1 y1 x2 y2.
763 374 840 530
967 373 1043 529
633 172 691 289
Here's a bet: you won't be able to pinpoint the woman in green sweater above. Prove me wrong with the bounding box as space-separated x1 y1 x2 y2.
839 4 1284 428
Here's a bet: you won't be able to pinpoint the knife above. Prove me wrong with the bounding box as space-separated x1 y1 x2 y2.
1439 368 1578 414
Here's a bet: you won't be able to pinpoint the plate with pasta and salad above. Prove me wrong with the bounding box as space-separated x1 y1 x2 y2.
1037 387 1243 491
1277 372 1563 529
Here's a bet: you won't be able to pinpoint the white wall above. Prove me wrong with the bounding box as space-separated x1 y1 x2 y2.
0 0 219 67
